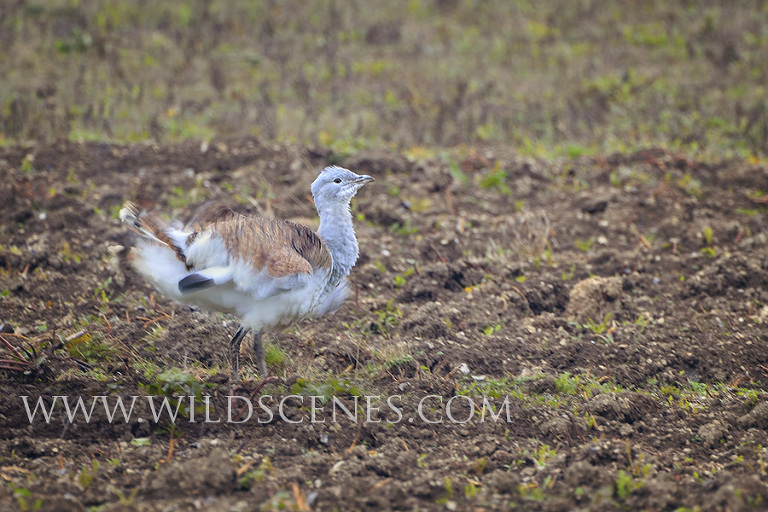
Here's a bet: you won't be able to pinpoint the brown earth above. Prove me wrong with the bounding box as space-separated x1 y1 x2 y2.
1 140 768 511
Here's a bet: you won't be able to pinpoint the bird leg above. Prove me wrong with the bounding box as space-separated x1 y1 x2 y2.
252 330 267 377
227 325 250 382
229 330 271 407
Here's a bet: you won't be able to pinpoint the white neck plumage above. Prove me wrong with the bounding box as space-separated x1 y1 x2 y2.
316 202 359 287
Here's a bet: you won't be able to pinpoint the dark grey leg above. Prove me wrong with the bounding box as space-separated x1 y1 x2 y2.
252 331 267 377
228 325 250 381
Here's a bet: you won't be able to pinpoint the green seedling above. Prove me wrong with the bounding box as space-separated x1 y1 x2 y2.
584 313 612 334
240 456 273 489
575 237 594 252
479 161 511 194
78 459 100 490
264 343 287 368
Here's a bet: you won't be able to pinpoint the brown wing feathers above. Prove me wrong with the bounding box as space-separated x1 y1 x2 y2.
184 202 238 231
211 215 332 278
124 200 332 278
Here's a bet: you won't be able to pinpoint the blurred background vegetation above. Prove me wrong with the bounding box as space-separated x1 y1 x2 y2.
1 0 767 159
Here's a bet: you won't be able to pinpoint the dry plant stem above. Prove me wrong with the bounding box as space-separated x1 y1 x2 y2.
231 375 281 422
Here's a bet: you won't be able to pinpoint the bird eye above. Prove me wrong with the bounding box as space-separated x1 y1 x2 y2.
333 178 342 184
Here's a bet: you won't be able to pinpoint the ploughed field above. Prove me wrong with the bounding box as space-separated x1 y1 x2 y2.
1 140 768 511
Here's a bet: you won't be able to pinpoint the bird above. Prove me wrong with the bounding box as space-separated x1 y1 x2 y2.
119 166 373 381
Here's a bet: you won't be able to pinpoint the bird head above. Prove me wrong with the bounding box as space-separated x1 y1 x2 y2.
311 166 373 210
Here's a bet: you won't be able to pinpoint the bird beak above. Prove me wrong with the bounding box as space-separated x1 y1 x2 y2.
355 175 374 185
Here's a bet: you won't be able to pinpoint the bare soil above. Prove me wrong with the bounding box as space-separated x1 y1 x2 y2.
1 140 768 511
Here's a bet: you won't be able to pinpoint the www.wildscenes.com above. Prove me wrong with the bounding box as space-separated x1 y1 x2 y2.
20 394 516 425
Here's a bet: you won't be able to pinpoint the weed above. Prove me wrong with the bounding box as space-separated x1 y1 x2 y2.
633 313 651 337
21 154 35 174
240 456 273 489
65 332 118 363
736 207 763 216
385 353 414 370
93 277 113 312
447 157 468 184
574 237 594 252
290 375 364 403
479 161 510 194
109 204 123 219
368 300 403 336
596 333 615 344
390 219 418 236
457 376 526 400
554 372 581 395
83 367 109 381
59 241 82 264
139 367 211 420
114 488 140 506
10 484 43 511
519 482 544 501
0 333 48 374
735 387 760 404
615 469 642 500
677 173 703 198
534 444 557 469
626 442 653 478
444 477 454 499
472 457 488 475
394 267 414 288
583 313 612 334
78 459 99 490
264 343 287 369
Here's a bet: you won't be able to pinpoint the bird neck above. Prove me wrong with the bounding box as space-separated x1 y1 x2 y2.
316 201 359 286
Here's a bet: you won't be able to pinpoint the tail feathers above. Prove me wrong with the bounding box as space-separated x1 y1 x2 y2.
120 201 189 267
